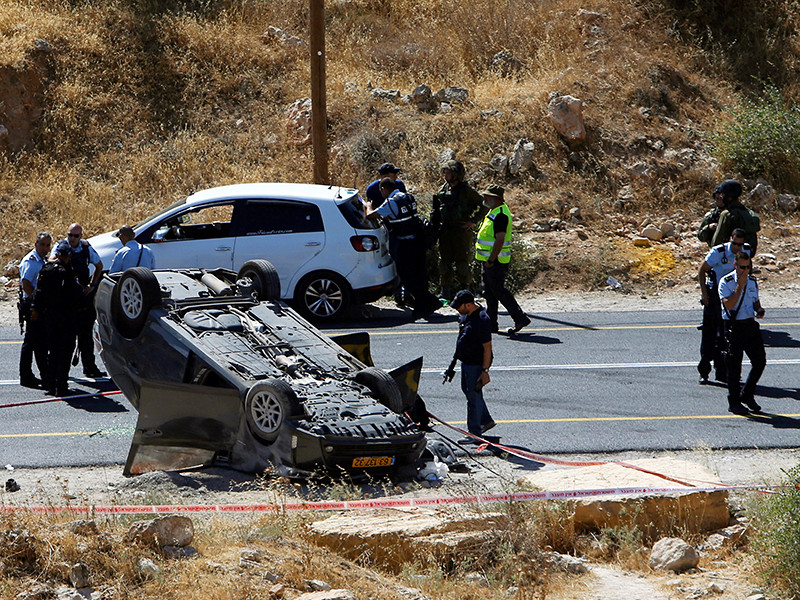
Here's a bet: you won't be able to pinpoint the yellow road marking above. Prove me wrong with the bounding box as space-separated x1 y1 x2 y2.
3 411 798 440
0 431 92 438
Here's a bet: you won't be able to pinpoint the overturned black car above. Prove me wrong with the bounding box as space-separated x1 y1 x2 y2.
93 261 427 478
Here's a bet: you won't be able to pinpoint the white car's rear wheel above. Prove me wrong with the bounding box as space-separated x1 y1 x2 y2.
295 271 351 321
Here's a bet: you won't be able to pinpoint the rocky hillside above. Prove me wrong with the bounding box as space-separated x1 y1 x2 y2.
1 0 799 293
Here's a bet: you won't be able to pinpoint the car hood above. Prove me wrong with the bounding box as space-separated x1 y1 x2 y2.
87 230 123 266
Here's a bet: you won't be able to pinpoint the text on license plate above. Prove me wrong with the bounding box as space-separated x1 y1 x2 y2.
352 456 395 468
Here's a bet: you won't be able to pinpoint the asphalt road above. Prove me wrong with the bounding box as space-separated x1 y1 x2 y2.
1 306 799 469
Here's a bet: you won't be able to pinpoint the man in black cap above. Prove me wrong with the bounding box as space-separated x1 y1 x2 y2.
365 162 407 208
444 290 495 442
32 240 84 396
475 184 531 335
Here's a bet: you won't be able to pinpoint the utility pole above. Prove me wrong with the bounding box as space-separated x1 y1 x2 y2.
309 0 329 185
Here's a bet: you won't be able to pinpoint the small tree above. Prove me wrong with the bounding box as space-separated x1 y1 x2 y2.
753 464 800 598
712 85 800 192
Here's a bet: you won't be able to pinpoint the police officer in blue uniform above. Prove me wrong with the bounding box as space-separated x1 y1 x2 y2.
718 251 766 415
60 223 106 378
365 178 441 319
18 232 52 388
696 228 751 383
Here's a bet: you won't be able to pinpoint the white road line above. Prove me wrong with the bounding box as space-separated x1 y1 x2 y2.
420 358 800 374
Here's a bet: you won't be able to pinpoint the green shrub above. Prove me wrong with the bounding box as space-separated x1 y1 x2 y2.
752 463 800 598
711 85 800 191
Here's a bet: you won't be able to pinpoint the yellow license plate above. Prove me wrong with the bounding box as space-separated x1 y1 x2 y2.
352 456 395 468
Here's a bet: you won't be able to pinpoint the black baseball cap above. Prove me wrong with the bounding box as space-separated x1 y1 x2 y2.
378 162 402 175
450 290 475 309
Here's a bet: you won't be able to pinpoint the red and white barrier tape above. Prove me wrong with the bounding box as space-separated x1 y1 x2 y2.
0 483 773 515
0 390 122 409
426 411 732 489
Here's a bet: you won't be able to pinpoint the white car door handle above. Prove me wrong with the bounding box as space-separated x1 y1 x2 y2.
215 246 232 252
305 242 321 247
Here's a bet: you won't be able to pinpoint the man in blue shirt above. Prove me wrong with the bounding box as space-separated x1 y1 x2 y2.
696 228 751 383
365 163 406 208
718 252 766 415
18 232 52 388
109 225 155 273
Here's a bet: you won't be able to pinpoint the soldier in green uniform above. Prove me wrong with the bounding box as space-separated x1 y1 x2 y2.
710 179 760 255
430 160 484 298
697 184 724 247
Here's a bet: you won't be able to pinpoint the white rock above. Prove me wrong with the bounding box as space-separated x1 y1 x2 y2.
490 154 508 174
509 139 536 175
307 580 331 591
748 183 775 209
649 537 699 572
641 226 663 241
68 563 90 588
136 557 160 580
124 515 194 549
296 591 355 600
708 581 725 594
286 98 312 146
547 94 586 146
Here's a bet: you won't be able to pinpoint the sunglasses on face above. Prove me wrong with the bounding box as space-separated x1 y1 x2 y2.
736 264 751 270
68 233 81 238
731 241 743 247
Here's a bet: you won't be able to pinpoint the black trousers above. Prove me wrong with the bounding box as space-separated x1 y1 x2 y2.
76 294 99 372
699 285 726 377
391 236 439 312
481 261 526 330
19 300 48 381
43 313 76 392
725 318 766 403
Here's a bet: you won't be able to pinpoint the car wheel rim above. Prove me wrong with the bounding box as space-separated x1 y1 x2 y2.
119 278 144 319
250 390 283 434
304 278 343 317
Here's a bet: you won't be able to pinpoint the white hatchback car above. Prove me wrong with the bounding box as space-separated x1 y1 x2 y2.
89 183 398 320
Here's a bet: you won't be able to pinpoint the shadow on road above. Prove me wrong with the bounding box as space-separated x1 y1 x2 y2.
746 412 800 429
761 328 800 348
500 332 561 345
63 378 128 413
754 384 800 401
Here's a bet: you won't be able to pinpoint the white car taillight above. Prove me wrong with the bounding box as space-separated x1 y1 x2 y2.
350 235 379 252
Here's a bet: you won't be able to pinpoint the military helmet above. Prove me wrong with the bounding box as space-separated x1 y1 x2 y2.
442 159 465 180
718 179 743 199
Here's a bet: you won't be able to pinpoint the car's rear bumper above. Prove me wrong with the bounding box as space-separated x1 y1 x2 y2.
293 428 426 474
352 275 399 304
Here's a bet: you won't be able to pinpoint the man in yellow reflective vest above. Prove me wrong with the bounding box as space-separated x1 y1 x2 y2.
476 185 531 336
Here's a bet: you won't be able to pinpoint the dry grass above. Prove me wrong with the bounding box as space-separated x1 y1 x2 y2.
2 0 799 280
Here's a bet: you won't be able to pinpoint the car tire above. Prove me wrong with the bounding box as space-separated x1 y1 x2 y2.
355 367 404 414
294 271 351 321
237 259 281 301
111 267 162 339
244 379 303 443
